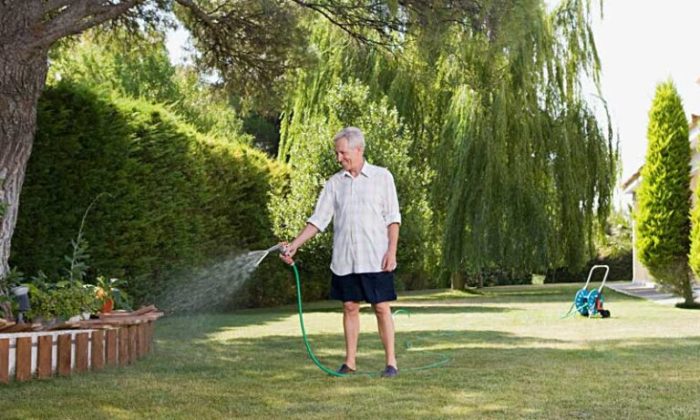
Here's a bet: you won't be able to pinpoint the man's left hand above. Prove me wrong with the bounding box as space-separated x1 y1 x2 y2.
382 252 397 272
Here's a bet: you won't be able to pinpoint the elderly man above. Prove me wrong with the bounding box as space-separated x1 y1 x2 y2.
281 126 401 378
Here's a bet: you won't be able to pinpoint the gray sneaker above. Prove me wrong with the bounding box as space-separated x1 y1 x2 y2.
380 365 398 378
336 364 356 374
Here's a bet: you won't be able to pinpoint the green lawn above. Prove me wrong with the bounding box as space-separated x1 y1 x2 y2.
2 282 699 419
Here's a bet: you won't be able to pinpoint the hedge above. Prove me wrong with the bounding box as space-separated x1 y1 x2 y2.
544 251 633 283
11 82 288 305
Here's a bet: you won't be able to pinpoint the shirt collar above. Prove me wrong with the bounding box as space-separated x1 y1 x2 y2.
343 161 372 178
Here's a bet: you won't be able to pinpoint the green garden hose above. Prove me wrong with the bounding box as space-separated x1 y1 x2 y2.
290 263 450 377
291 263 346 377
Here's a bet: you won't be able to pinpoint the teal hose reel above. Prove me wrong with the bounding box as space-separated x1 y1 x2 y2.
568 265 611 318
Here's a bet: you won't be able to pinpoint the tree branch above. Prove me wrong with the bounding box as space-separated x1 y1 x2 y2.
173 0 218 26
288 0 398 48
41 0 76 14
32 0 143 49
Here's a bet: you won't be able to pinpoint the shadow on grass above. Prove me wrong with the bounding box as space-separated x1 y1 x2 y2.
158 300 516 341
147 329 569 378
469 283 640 305
304 304 515 315
151 324 700 381
391 304 515 314
155 310 299 342
157 283 644 342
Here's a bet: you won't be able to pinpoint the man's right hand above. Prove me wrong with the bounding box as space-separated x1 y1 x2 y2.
279 241 297 265
278 224 318 265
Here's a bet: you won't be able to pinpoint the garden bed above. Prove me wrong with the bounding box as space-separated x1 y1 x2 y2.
0 306 163 383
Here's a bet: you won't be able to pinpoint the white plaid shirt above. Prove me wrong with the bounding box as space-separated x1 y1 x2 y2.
308 162 401 275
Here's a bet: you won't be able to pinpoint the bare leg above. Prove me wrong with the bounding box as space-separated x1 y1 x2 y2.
373 302 397 368
343 301 360 369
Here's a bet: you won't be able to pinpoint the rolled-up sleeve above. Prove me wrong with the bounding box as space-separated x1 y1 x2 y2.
307 180 334 232
383 171 401 226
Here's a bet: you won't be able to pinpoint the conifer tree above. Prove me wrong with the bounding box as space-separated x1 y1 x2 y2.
636 81 695 306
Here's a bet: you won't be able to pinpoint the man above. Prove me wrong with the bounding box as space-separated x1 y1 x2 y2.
281 126 401 378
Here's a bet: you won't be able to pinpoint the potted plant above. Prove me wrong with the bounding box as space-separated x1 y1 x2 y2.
95 276 131 313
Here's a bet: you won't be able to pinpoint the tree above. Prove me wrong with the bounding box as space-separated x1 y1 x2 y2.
0 0 446 317
49 29 251 141
438 0 617 286
635 80 695 306
279 0 617 289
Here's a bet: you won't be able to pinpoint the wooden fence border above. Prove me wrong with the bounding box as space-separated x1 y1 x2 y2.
91 330 105 371
15 337 31 381
37 335 52 379
0 338 9 384
0 321 157 383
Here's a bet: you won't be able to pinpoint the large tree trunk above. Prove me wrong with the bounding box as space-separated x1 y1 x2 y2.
450 271 465 290
0 37 49 318
681 268 696 307
0 0 143 322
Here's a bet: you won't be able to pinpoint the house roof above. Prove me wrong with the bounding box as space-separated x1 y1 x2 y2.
621 114 700 194
621 167 641 192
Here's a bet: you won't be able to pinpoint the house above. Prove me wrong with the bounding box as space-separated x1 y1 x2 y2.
622 113 700 284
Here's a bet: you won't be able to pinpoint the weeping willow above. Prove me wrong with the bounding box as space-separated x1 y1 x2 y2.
438 0 616 279
278 0 617 286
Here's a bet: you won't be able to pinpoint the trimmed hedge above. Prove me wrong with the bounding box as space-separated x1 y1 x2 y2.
544 251 633 283
11 82 287 304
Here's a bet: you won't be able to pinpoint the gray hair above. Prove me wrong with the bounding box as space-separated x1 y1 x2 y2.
333 127 365 150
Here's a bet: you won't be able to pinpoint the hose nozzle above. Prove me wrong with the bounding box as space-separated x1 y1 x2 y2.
254 243 288 266
264 243 285 254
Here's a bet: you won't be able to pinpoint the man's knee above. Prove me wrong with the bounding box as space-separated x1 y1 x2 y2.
372 302 391 317
343 301 360 315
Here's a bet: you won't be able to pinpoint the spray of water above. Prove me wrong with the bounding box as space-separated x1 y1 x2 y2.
157 249 272 313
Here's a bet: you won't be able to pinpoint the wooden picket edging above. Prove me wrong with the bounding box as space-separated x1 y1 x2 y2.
0 307 161 384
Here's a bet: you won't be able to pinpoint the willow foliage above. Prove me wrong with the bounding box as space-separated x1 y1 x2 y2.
278 0 616 287
270 80 430 293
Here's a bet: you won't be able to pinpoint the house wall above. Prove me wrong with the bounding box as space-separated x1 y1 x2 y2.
630 191 652 284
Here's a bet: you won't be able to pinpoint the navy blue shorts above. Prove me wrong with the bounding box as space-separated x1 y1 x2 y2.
330 271 397 304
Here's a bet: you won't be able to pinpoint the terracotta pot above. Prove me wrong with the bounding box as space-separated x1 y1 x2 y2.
101 299 114 313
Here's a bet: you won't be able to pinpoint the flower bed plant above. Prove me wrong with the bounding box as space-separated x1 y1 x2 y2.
2 196 132 328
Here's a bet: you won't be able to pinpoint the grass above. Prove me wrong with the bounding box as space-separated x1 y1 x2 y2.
1 282 700 419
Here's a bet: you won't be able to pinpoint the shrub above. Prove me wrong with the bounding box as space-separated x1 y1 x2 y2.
26 275 99 321
545 209 633 283
12 81 287 305
635 81 694 304
49 30 250 143
544 252 632 283
467 269 532 287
